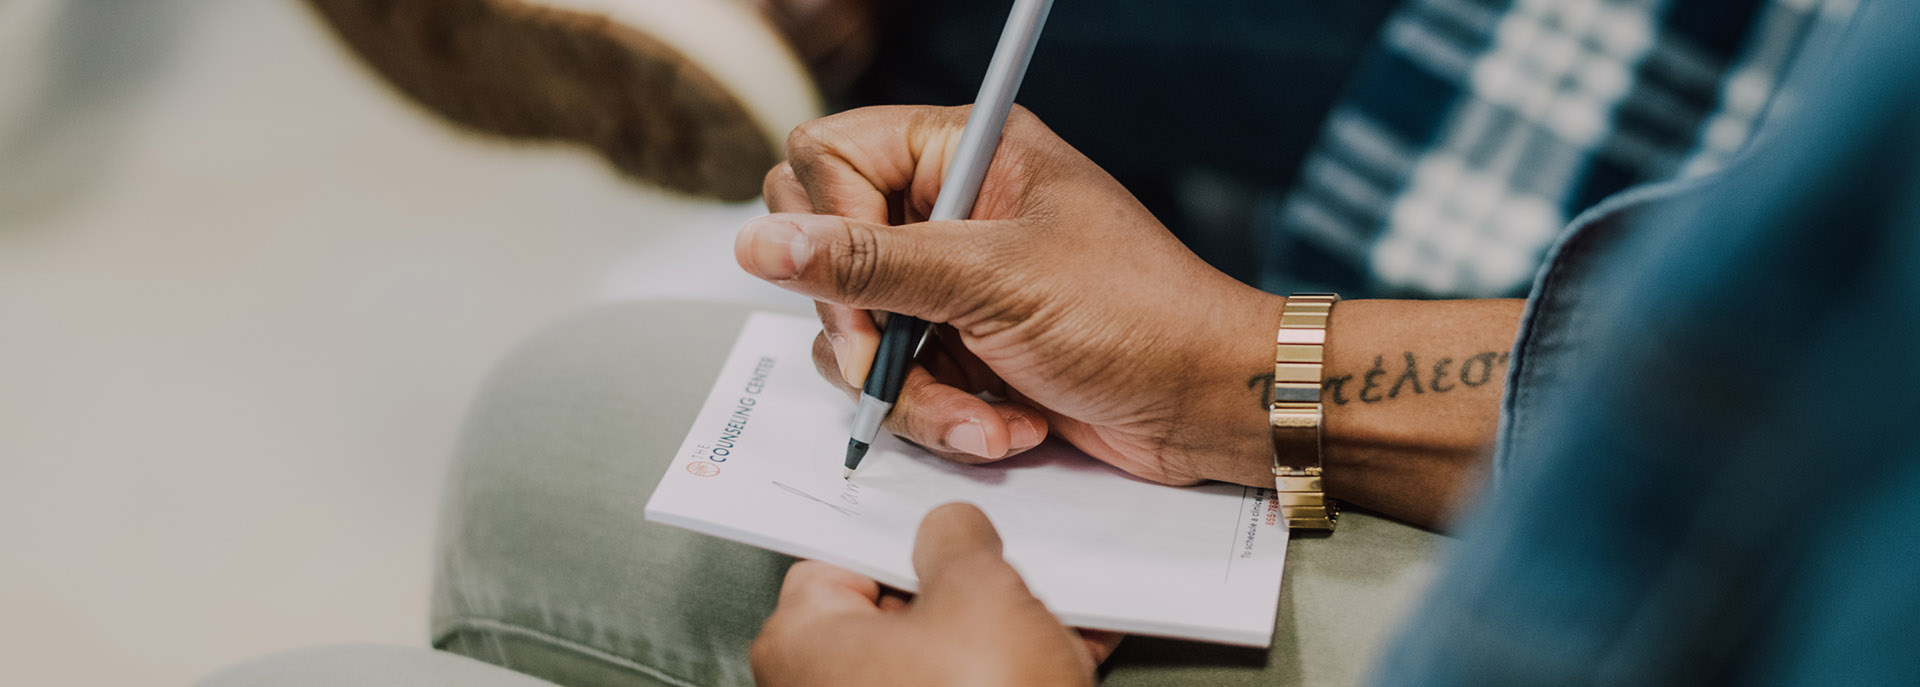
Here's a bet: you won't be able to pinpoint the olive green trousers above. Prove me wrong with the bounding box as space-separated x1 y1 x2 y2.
202 301 1440 687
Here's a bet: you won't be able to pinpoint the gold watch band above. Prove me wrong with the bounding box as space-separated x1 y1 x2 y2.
1271 293 1338 531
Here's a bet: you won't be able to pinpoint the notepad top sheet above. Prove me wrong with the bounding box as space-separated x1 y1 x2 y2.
644 311 1288 646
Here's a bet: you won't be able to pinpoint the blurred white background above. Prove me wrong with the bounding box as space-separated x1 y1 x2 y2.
0 0 803 683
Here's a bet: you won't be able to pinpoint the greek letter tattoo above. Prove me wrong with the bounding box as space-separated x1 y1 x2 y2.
1431 357 1455 392
1326 374 1353 405
1254 350 1511 408
1248 372 1274 408
1388 352 1424 398
1460 352 1499 387
1339 350 1510 404
1359 356 1387 403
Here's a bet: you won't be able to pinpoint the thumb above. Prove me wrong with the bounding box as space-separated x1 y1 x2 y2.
735 213 977 321
911 503 1028 600
910 503 1102 679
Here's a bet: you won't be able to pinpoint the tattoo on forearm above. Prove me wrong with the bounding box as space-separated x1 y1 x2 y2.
1326 375 1351 405
1329 350 1510 405
1249 373 1274 407
1432 357 1455 392
1246 350 1511 409
1359 356 1384 402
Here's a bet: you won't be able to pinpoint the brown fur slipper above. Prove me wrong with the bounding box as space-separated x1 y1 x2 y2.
304 0 820 201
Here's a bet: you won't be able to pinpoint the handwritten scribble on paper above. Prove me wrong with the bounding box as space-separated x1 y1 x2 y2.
771 480 859 517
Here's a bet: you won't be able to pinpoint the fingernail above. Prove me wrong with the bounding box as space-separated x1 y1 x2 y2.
945 419 991 458
740 216 810 280
1006 414 1042 451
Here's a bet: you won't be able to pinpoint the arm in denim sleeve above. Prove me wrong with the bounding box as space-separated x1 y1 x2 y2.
1371 3 1920 683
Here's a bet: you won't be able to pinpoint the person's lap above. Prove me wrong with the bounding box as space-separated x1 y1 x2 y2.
200 644 561 687
428 300 1442 687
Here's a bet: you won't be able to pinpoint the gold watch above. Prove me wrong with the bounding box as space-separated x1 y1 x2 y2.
1270 293 1338 531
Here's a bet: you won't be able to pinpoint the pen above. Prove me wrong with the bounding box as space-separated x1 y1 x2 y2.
844 0 1055 479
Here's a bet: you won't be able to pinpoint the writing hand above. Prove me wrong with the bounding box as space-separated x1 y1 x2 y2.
737 105 1286 487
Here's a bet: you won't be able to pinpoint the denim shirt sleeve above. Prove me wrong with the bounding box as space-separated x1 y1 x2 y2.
1489 174 1722 490
1369 2 1920 684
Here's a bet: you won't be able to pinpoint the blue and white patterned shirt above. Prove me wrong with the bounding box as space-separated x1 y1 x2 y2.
1260 0 1858 297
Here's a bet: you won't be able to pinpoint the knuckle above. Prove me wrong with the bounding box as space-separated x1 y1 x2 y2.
761 162 794 196
833 220 885 301
936 104 974 129
1004 105 1047 140
785 141 828 189
881 412 934 450
789 116 861 168
1006 103 1038 126
784 133 838 189
890 375 940 422
786 117 830 157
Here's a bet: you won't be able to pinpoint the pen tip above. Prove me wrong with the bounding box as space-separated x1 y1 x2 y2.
844 438 870 476
843 467 854 480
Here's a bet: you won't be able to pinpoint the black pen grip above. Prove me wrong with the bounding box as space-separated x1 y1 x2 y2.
862 315 928 403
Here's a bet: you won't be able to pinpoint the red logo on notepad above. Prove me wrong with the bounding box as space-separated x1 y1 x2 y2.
686 462 721 477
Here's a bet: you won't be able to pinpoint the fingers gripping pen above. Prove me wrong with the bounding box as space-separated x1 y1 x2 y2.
843 0 1055 478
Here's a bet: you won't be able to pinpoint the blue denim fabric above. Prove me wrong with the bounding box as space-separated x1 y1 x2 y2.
1373 1 1920 684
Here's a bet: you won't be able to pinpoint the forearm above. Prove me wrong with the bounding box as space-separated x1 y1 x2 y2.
1225 298 1523 530
1318 299 1523 528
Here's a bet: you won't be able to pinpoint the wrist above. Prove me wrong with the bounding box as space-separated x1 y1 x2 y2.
1195 290 1291 488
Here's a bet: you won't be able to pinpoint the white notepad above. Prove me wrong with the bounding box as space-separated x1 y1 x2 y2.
645 312 1289 646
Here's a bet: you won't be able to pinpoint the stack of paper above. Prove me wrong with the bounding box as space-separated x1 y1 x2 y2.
645 312 1289 646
